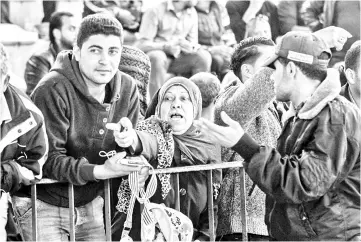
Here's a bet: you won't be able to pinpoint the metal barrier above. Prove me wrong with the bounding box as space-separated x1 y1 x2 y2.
31 161 248 241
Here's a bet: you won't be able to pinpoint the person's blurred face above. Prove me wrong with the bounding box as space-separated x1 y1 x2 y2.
74 34 122 87
247 19 272 39
271 60 292 102
160 85 194 135
59 16 78 50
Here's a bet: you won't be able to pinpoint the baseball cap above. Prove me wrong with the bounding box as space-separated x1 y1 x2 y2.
263 31 332 69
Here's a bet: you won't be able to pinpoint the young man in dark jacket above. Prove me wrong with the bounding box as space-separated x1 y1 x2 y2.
195 29 361 240
12 14 148 241
0 43 48 241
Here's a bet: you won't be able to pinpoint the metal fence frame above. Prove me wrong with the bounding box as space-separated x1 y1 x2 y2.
31 161 248 241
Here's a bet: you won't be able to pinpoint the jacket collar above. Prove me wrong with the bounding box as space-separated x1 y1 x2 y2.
1 93 11 124
282 68 341 122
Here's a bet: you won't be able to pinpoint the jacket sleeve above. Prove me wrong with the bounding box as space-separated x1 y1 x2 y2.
232 116 353 204
24 55 52 95
214 67 275 127
31 84 96 185
300 0 325 31
1 101 48 194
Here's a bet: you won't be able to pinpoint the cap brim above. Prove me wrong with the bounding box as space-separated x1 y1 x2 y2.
262 53 279 67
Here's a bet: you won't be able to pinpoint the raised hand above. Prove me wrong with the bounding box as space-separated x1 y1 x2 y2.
106 117 139 149
194 111 245 148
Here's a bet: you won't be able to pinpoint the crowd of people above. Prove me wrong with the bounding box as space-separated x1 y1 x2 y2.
1 0 360 241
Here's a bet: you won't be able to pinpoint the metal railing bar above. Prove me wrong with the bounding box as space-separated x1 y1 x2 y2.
31 184 37 241
68 184 75 241
174 173 180 211
240 168 248 242
150 161 244 174
34 162 244 185
207 170 215 241
30 161 246 242
104 180 112 241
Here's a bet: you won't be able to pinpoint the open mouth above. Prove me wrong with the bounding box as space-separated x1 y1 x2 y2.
170 113 183 120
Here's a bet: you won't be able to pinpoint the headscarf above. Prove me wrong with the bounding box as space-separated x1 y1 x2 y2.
148 77 218 163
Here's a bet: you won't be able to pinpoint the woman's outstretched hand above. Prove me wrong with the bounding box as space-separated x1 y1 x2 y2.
106 117 139 149
194 111 245 148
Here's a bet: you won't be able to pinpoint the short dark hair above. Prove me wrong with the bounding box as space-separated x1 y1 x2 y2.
230 37 274 81
278 51 330 81
76 14 124 48
190 72 220 108
49 11 74 46
345 41 360 71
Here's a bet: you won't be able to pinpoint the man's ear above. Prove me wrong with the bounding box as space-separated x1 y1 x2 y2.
345 68 356 85
73 45 80 61
53 28 61 41
286 61 297 79
240 64 254 81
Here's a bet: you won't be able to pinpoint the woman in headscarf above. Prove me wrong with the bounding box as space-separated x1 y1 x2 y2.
111 77 221 241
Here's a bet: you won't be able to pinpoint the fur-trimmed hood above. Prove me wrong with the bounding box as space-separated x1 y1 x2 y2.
283 68 341 122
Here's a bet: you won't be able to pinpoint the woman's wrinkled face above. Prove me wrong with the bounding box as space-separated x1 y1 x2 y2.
160 85 194 134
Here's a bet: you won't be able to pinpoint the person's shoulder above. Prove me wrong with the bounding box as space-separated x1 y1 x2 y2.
118 71 136 86
32 71 72 96
7 85 45 121
330 96 361 141
28 45 55 63
320 96 361 129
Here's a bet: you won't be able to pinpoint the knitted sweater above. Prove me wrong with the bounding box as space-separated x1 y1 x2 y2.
214 68 282 236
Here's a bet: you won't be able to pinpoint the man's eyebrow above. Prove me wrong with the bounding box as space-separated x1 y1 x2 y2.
88 45 103 49
109 46 121 50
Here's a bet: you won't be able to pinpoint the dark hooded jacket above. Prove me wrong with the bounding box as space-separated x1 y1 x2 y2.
31 50 139 207
233 69 361 240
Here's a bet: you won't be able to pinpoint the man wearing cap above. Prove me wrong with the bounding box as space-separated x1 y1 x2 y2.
195 28 361 240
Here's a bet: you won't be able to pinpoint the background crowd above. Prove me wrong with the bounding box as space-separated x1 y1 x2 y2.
1 0 360 241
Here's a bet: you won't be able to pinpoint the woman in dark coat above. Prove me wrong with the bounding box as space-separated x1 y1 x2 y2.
111 77 221 241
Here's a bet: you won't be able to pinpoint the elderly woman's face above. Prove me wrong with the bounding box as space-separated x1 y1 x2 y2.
160 85 194 134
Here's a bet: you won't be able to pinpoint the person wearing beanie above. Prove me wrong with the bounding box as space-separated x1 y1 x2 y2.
0 43 48 241
195 27 361 240
11 14 148 241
